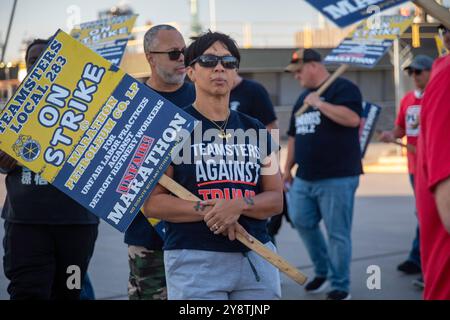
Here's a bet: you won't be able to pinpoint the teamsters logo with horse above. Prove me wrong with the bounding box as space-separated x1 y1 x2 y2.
13 135 41 162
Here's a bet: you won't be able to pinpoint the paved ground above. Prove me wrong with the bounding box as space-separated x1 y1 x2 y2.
280 172 422 300
0 141 422 300
0 170 423 300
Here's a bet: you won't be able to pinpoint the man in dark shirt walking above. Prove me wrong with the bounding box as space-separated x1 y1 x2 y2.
230 74 292 241
284 49 362 300
124 24 195 300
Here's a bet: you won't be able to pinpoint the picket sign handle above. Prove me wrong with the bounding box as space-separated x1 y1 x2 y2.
157 174 308 285
375 130 416 154
295 64 349 117
392 141 416 154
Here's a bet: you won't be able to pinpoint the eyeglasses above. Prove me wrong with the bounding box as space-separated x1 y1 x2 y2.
407 69 423 76
189 54 239 69
149 48 185 61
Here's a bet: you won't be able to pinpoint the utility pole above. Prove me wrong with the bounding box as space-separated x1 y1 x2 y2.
190 0 202 37
0 31 4 60
209 0 216 32
1 0 18 63
243 23 252 48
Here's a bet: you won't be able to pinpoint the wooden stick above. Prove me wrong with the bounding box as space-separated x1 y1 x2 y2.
157 174 308 285
412 0 450 30
376 130 416 154
295 64 349 117
392 140 416 154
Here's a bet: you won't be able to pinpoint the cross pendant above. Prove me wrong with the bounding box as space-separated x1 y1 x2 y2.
218 131 231 141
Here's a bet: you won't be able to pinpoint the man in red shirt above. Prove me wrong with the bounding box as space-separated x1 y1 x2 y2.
416 52 450 300
379 55 433 284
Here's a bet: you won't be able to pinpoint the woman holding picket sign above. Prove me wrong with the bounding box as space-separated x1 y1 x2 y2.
143 31 283 300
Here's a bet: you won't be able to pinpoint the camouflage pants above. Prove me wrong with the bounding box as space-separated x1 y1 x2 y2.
128 246 167 300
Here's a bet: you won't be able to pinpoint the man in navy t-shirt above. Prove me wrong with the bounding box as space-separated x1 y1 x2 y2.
284 49 362 300
230 76 291 242
124 24 195 300
230 76 278 130
143 31 283 300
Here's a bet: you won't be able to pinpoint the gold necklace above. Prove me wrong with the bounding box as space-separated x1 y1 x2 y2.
194 105 232 141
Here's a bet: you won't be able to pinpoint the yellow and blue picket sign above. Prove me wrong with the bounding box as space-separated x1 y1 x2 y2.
0 29 196 232
148 217 165 238
71 16 166 237
324 15 413 68
435 35 449 57
70 14 138 65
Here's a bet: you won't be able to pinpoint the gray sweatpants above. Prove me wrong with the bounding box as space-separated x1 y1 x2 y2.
164 242 281 300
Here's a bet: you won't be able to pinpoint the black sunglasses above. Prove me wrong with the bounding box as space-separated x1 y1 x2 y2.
407 69 423 76
150 48 185 61
190 54 239 69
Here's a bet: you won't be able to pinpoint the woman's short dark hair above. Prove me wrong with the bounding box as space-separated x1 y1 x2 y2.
184 30 240 67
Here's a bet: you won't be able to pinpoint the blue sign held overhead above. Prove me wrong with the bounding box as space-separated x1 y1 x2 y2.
305 0 409 28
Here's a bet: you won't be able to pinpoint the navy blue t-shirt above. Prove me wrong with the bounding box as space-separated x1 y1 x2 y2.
2 166 99 224
287 77 363 181
163 105 275 252
230 79 277 126
124 82 196 249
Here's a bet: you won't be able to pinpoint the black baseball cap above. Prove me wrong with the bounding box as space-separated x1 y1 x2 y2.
285 48 322 72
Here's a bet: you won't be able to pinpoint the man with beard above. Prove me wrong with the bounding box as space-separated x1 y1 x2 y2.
284 49 362 300
124 25 195 300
